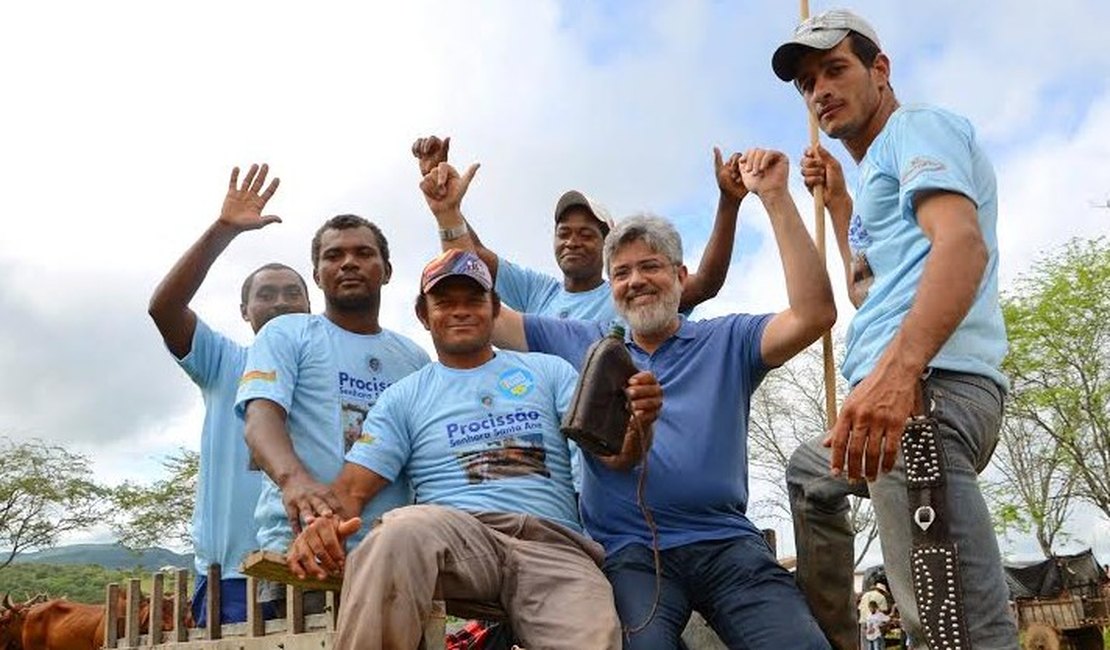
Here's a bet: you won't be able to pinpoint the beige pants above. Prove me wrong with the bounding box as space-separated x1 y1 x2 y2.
335 504 621 650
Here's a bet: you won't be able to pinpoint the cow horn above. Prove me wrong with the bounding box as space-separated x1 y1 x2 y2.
2 592 13 610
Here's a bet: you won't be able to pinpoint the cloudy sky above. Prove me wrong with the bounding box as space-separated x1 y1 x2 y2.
2 1 1108 562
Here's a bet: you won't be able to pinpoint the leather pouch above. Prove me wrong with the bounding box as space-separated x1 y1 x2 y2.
560 328 637 457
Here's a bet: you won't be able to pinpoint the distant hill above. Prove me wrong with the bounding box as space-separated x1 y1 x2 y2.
10 543 192 571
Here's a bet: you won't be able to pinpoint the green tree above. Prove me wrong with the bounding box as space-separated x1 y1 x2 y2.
0 437 109 570
1001 237 1110 522
111 449 197 551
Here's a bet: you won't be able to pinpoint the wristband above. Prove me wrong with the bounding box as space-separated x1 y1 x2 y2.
439 223 469 241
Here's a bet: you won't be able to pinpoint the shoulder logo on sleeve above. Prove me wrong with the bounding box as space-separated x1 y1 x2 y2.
497 368 535 398
239 370 277 385
356 432 376 446
901 156 946 184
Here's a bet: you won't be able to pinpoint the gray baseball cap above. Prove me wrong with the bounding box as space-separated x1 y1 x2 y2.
554 190 615 234
771 9 881 82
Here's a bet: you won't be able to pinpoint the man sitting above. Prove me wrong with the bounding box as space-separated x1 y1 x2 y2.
286 250 662 650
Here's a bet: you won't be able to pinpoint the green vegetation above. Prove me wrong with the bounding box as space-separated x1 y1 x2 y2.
0 563 192 604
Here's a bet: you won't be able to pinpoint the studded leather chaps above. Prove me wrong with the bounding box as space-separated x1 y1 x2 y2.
903 385 971 650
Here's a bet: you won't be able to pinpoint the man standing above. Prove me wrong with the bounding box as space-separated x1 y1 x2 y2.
236 214 430 607
772 9 1017 649
149 163 310 625
285 250 662 650
411 136 748 322
421 146 836 647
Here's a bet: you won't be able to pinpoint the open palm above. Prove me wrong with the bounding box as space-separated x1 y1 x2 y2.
220 163 282 231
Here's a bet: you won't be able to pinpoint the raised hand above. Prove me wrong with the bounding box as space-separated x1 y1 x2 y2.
411 135 450 176
220 163 282 231
801 143 851 216
419 161 480 218
738 148 789 198
714 147 748 203
287 515 362 580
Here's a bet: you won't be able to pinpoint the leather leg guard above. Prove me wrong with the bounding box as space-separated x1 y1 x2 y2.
903 406 971 650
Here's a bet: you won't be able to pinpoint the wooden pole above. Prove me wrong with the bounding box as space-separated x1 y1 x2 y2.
800 0 838 428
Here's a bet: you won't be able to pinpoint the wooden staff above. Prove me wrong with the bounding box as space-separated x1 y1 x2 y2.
800 0 838 428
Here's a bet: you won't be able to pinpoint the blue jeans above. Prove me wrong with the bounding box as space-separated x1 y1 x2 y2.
787 370 1019 650
604 535 829 649
191 577 276 626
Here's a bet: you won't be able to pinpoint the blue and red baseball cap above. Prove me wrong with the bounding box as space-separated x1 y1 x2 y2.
420 249 493 294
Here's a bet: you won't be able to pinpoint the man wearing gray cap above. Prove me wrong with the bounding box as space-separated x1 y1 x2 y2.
772 9 1017 650
411 135 747 324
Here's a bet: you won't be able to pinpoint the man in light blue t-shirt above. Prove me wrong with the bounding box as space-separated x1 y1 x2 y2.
236 214 430 608
774 9 1017 649
411 135 750 323
284 250 662 650
149 163 310 626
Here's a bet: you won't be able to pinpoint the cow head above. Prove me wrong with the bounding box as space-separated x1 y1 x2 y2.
0 603 26 650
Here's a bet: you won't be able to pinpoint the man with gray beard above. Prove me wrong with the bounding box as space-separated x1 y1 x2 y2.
419 148 837 648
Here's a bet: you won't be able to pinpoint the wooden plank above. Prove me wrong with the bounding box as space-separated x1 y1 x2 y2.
206 563 221 640
245 576 264 638
105 583 120 649
241 550 343 591
287 584 305 634
174 569 189 642
126 579 142 647
325 590 338 632
151 573 165 645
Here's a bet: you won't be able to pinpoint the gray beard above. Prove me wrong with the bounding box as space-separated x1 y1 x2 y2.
618 284 681 337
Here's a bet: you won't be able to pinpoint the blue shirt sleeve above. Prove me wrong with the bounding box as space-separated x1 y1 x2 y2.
523 315 605 371
495 258 561 313
235 317 301 418
345 384 411 483
889 108 978 222
733 313 774 385
176 318 241 388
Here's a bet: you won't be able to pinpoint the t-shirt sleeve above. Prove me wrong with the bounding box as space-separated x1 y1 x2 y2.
176 318 240 387
523 315 604 371
495 258 561 313
732 313 774 383
344 385 411 482
890 109 978 221
235 318 300 418
548 355 580 419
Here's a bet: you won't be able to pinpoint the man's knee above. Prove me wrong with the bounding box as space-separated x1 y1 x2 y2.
787 437 828 487
349 504 445 564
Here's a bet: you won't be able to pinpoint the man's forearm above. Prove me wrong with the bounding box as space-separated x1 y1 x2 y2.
878 230 987 377
680 193 740 310
826 197 855 292
244 400 311 487
761 190 836 325
149 221 240 355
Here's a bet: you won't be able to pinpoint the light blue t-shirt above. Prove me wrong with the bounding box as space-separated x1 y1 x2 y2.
345 350 581 533
235 314 431 552
524 313 772 555
496 258 618 324
845 105 1007 388
174 319 259 578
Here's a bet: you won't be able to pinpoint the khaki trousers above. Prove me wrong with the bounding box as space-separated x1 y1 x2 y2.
335 504 621 650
